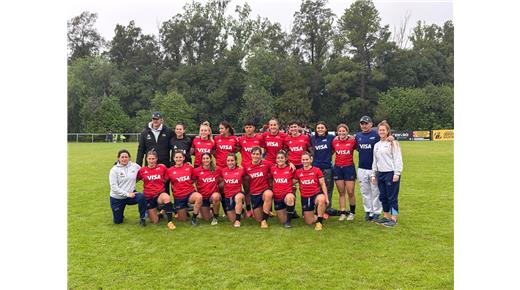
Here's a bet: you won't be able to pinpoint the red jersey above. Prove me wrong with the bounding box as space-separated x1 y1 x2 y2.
137 164 168 199
260 131 287 163
238 134 262 167
244 160 272 195
295 166 324 198
192 166 221 199
332 138 357 166
284 134 311 166
270 165 295 200
166 163 195 199
214 135 239 168
219 166 245 198
192 136 215 167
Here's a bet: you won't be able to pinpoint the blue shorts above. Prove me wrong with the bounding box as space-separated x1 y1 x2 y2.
202 197 211 207
333 165 357 181
174 192 195 210
146 195 160 210
222 193 243 212
301 192 323 212
274 198 287 211
251 193 264 209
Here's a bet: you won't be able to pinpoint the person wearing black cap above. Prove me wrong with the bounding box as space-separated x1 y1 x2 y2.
355 115 383 221
136 112 173 194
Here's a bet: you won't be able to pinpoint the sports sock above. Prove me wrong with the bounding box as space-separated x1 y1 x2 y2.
246 204 252 211
262 212 269 221
286 205 295 222
235 213 241 221
163 202 173 222
349 204 356 214
317 216 323 223
192 212 198 221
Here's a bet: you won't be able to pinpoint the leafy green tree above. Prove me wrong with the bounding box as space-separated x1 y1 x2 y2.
150 90 197 132
67 56 122 132
85 95 130 132
67 11 105 62
292 0 335 69
107 21 162 115
375 85 453 130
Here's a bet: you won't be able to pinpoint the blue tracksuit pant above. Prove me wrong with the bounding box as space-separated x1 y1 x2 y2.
110 193 147 224
377 171 400 215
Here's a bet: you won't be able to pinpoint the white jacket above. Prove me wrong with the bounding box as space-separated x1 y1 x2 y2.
372 140 403 176
109 161 141 199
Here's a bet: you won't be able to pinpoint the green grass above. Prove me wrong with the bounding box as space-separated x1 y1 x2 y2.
68 141 453 289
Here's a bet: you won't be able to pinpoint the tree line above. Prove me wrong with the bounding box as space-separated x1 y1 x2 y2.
67 0 453 134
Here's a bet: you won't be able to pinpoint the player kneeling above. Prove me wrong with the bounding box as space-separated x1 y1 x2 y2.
192 153 222 225
137 150 176 230
295 152 329 230
244 147 275 229
271 150 297 228
219 153 246 227
167 150 202 226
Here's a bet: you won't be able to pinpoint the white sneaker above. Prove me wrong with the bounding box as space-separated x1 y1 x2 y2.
211 217 218 226
338 214 347 221
347 213 355 221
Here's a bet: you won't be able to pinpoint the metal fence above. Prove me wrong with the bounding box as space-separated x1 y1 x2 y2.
68 130 452 143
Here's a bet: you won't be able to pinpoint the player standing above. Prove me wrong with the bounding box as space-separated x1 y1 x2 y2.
284 121 312 169
191 121 215 168
332 124 358 221
371 120 403 228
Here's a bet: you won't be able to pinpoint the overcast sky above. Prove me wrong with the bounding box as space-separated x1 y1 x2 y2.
68 0 453 44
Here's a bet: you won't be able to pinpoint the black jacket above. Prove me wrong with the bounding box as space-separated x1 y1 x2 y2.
170 135 192 164
136 124 173 167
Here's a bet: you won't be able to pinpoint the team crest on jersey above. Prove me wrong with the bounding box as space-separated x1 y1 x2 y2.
162 134 166 137
370 137 375 139
144 170 148 174
146 135 151 140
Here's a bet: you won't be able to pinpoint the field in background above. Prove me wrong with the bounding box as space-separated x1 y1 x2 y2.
68 141 453 289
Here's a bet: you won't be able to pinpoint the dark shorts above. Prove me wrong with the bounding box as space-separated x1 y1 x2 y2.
174 192 195 210
146 195 160 210
301 192 323 212
274 198 287 211
222 192 243 212
202 197 211 207
251 193 264 209
333 165 357 181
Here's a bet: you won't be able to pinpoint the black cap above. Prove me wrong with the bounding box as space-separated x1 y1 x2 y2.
152 112 163 119
359 116 372 123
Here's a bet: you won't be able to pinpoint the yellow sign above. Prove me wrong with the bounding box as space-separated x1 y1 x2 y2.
432 129 454 141
413 131 430 138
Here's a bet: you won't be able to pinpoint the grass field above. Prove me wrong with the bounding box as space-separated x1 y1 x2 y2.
68 141 453 289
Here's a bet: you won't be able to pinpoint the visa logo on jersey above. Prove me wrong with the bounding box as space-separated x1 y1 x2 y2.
225 179 239 184
147 174 161 180
274 178 288 183
290 146 303 152
266 141 279 147
244 147 253 152
315 144 328 150
250 172 264 178
301 180 315 185
202 177 215 183
359 144 372 149
219 145 232 150
337 150 351 155
176 176 190 182
197 148 211 153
